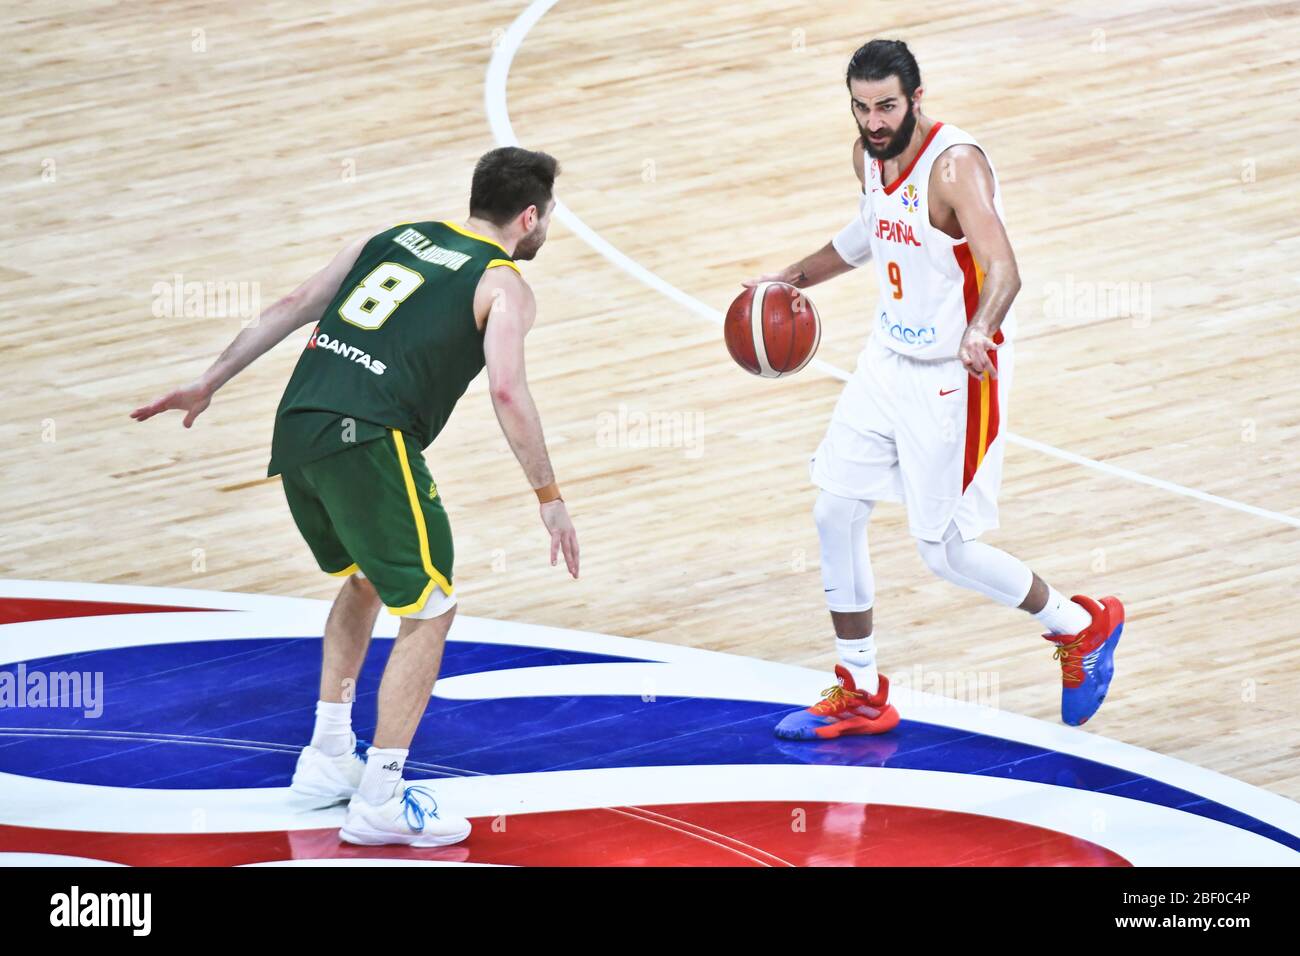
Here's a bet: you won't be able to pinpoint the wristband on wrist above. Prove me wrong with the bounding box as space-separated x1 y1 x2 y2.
535 482 562 504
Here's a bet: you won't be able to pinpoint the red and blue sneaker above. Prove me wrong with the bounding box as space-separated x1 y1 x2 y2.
774 665 900 740
1044 595 1125 726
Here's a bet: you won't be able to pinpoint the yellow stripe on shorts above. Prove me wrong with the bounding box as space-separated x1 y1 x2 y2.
388 429 453 615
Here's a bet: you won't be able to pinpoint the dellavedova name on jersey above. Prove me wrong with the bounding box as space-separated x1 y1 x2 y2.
306 326 387 375
393 227 473 270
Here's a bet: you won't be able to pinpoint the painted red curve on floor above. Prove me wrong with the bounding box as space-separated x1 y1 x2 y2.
0 597 222 626
0 802 1130 867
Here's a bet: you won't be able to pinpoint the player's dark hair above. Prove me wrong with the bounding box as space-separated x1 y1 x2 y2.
846 39 922 98
469 147 560 227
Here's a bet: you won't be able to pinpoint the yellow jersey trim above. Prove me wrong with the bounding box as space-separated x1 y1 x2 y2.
485 258 522 275
439 220 509 255
327 563 360 577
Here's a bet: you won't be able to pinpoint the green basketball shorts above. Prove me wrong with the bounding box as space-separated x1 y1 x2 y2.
280 428 454 617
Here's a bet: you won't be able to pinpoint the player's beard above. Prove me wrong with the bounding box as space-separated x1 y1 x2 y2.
860 100 917 161
513 223 547 261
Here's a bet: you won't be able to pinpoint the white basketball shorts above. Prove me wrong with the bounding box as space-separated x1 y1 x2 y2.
809 333 1014 543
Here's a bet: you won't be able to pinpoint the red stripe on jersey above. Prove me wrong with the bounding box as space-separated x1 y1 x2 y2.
881 122 945 195
953 243 981 322
953 243 1002 492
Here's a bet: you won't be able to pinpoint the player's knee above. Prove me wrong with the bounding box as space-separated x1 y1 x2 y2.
813 491 870 542
812 491 839 537
396 589 457 639
343 571 380 605
914 536 953 581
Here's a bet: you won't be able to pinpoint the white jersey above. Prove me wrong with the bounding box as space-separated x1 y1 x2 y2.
852 122 1016 360
815 122 1017 542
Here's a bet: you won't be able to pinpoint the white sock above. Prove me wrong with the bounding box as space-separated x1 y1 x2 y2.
310 699 353 757
360 747 408 805
836 634 879 695
1035 587 1092 636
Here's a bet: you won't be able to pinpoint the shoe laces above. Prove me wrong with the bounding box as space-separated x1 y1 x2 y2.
812 681 860 715
1051 637 1084 683
401 786 441 831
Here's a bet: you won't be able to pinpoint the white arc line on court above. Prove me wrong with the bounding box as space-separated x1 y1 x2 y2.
485 0 1300 532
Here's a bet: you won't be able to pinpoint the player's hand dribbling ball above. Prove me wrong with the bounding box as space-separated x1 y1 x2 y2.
725 282 821 378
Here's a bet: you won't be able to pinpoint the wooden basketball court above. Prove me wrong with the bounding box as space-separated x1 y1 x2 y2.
3 0 1297 804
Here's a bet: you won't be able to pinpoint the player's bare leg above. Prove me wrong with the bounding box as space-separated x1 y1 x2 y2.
830 608 872 640
341 601 471 847
289 574 383 803
1017 572 1051 614
372 606 455 751
319 573 382 703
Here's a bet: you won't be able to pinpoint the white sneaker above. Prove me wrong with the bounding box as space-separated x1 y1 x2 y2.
289 734 365 803
340 782 471 847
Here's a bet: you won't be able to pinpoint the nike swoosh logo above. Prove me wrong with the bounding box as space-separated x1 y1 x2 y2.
939 388 960 397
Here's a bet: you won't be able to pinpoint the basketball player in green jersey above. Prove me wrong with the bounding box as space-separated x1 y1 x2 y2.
132 147 577 847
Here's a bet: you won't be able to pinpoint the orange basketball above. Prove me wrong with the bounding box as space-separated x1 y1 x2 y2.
724 282 821 378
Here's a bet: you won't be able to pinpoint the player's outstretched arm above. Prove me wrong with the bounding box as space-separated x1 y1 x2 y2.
478 267 579 579
744 138 871 290
130 233 370 427
743 240 860 291
939 145 1022 379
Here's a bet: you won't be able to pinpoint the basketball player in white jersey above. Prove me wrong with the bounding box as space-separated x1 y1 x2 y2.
747 40 1124 737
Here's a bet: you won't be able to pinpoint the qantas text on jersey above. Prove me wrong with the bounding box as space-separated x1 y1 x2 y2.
306 328 386 375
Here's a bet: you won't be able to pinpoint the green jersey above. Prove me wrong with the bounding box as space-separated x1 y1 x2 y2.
268 221 519 476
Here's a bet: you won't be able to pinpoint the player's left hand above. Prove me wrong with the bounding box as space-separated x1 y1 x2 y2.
539 499 579 579
958 324 1000 379
130 380 214 428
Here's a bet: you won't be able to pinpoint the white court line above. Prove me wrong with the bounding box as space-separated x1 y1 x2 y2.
484 0 1300 532
601 804 790 867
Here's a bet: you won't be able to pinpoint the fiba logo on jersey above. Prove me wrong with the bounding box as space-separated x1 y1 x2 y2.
900 183 920 213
